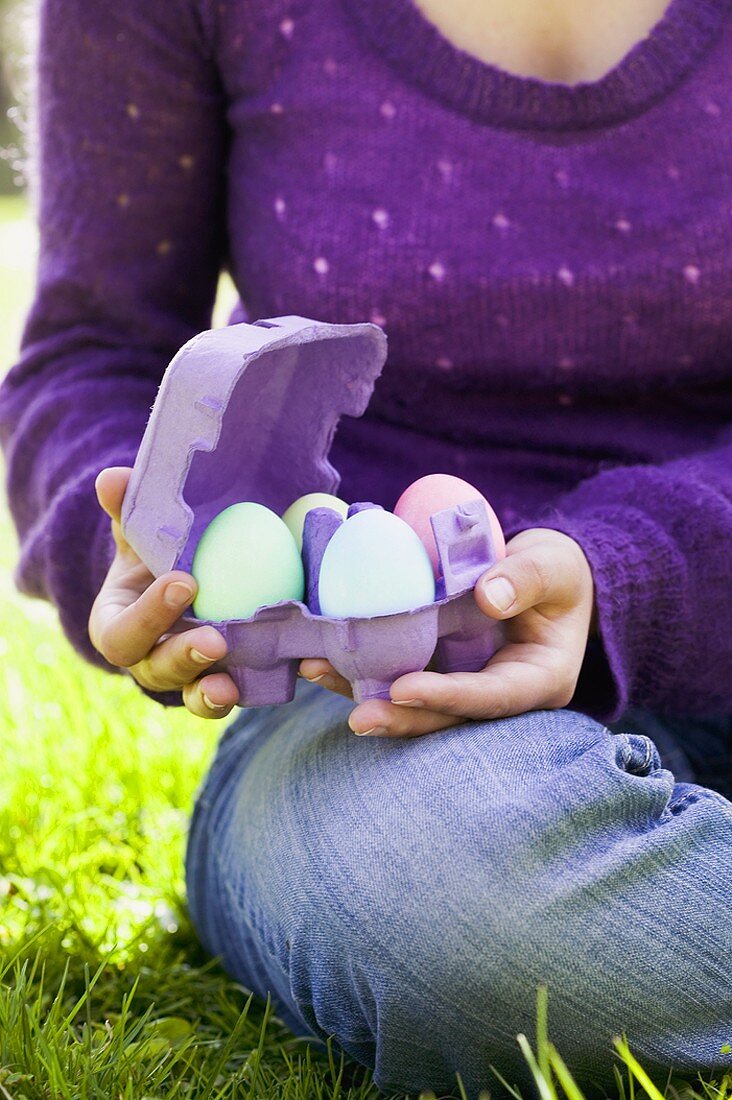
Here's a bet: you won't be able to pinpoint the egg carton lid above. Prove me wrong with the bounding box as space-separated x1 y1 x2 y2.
121 316 388 578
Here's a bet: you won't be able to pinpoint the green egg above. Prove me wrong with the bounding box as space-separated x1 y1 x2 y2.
282 492 349 551
191 502 305 621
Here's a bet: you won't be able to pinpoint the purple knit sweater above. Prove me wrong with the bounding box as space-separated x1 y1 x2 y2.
2 0 731 723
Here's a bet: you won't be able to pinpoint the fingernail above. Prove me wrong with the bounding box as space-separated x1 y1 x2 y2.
352 726 388 737
481 576 516 611
190 648 214 665
391 698 424 708
165 582 195 609
202 693 228 711
305 673 337 689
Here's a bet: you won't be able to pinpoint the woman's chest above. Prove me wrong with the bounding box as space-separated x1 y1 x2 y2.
407 0 674 83
215 0 732 410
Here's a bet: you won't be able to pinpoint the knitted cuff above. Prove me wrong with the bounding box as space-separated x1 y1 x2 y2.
521 506 687 723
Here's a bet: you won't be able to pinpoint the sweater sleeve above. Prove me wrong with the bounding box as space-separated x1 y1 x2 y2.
504 421 732 725
0 0 227 691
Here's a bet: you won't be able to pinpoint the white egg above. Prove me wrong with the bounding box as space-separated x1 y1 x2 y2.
318 509 435 618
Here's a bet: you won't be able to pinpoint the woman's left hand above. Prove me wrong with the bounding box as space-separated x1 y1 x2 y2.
298 527 597 737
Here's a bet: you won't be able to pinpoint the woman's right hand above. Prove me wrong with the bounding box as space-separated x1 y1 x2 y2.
89 467 240 718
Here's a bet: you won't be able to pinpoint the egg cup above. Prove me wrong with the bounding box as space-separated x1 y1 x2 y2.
121 316 504 706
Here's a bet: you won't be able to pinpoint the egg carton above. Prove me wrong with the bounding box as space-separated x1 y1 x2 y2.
121 316 504 706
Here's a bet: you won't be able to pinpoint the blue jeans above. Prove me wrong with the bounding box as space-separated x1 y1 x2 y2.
185 679 732 1098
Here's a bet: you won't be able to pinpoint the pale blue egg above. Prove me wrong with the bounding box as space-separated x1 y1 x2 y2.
318 509 435 618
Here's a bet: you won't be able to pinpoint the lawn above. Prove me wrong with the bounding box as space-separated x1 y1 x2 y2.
0 191 728 1099
0 192 381 1098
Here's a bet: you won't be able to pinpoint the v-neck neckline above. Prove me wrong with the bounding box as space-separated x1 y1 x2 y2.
340 0 732 130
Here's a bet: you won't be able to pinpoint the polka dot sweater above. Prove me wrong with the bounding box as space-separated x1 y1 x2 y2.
1 0 731 721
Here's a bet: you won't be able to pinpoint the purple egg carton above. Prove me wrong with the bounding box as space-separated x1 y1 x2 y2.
121 315 504 706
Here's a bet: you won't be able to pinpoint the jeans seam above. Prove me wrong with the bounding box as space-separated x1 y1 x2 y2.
627 733 654 774
608 729 657 777
669 787 732 814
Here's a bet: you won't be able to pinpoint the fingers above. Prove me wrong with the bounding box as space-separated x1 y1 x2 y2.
475 528 592 622
95 466 136 557
137 631 240 720
298 658 353 698
95 466 133 523
387 644 574 721
132 625 228 692
183 672 240 719
91 569 199 668
91 464 250 721
351 528 593 733
347 696 466 738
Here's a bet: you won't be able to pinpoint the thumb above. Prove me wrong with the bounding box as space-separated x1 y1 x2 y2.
95 466 133 524
474 539 567 620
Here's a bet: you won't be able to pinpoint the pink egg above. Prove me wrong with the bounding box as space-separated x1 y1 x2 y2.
393 474 506 576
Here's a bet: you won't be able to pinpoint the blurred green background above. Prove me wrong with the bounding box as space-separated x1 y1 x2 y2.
1 0 28 195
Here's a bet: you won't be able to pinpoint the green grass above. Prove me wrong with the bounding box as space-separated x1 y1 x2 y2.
0 192 729 1098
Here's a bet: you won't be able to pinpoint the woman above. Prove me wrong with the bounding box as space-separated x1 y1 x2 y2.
1 0 731 1094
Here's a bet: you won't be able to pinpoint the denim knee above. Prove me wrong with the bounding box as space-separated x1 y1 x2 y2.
334 711 732 1097
188 694 732 1098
